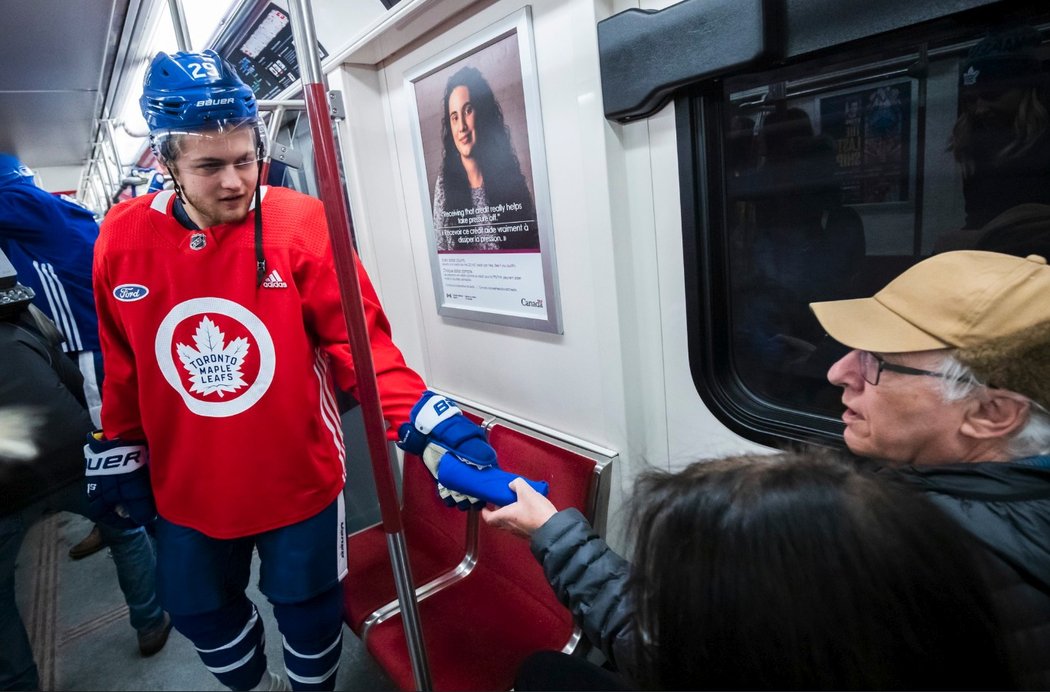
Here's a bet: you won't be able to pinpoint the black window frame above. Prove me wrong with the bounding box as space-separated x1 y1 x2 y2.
675 2 1050 450
677 86 846 449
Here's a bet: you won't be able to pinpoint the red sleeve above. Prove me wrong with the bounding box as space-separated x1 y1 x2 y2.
299 235 426 438
93 218 146 440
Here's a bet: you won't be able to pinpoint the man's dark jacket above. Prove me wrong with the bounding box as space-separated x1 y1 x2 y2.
899 461 1050 689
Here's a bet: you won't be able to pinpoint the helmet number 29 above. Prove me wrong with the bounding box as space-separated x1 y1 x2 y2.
188 61 221 80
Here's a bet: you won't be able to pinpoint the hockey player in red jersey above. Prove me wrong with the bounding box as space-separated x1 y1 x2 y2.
86 49 544 691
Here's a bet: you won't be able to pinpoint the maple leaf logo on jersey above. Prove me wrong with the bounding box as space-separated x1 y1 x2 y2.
157 298 275 417
175 316 250 397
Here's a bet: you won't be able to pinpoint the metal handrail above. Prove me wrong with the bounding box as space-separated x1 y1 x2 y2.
285 1 432 689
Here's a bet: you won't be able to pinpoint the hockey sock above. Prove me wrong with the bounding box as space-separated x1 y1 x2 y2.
272 583 344 691
171 597 268 690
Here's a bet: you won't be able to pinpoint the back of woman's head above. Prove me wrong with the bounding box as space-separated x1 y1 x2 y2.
629 450 1014 690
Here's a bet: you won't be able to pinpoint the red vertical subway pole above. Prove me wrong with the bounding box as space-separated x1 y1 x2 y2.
285 2 432 689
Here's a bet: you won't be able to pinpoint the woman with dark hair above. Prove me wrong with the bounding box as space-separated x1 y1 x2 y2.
485 451 1016 690
432 65 538 251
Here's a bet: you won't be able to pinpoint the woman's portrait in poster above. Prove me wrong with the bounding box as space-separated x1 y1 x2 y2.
429 65 539 252
407 10 561 332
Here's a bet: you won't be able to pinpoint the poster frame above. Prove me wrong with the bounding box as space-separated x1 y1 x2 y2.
404 6 562 333
815 77 919 211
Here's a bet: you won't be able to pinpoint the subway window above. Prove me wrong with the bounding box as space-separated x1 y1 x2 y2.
267 111 319 196
680 12 1050 446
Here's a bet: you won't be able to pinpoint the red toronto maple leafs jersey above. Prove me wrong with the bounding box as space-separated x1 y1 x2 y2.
94 187 425 538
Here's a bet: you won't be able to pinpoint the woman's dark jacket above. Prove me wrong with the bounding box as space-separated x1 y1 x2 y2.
530 508 637 677
0 308 92 517
532 460 1050 688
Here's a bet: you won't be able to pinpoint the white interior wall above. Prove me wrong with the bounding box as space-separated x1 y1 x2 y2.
331 0 760 542
642 105 771 471
339 0 628 448
33 166 84 193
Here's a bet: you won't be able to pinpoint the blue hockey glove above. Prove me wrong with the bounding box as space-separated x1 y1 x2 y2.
397 391 549 509
436 455 550 508
84 432 157 529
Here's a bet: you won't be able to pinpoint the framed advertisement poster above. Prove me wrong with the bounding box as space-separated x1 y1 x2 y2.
406 7 562 333
818 80 914 205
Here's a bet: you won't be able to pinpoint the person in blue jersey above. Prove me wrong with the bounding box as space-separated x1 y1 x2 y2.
0 155 109 560
0 155 104 424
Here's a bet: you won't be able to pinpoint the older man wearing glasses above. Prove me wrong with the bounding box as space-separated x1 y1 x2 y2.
810 249 1050 688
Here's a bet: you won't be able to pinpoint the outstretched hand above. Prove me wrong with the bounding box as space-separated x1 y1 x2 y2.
482 477 558 539
398 390 550 509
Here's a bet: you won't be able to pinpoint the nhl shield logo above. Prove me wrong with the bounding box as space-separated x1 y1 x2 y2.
189 232 207 250
154 298 275 417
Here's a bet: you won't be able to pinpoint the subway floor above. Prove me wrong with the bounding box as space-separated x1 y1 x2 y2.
14 510 397 691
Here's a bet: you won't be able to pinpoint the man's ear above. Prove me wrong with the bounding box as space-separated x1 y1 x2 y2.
959 391 1031 440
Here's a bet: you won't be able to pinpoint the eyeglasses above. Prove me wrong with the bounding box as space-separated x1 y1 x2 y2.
181 157 260 178
857 350 949 386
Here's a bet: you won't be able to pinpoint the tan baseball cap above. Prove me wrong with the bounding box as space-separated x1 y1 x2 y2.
810 251 1050 353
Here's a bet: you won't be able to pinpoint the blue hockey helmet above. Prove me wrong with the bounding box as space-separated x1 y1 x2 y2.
0 153 36 187
141 51 271 287
140 50 266 162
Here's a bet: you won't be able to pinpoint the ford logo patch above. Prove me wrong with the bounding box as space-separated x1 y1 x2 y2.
114 284 149 302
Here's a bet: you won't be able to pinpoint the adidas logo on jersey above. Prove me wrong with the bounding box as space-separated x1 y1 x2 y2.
262 269 288 288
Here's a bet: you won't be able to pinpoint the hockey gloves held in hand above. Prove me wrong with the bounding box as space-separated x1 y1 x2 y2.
397 391 549 510
84 432 157 529
437 456 550 508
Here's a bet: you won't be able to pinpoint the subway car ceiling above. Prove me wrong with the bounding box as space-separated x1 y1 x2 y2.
0 0 126 171
0 0 415 192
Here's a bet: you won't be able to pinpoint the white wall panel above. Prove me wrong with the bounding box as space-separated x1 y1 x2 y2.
347 0 624 450
333 0 760 539
34 166 86 194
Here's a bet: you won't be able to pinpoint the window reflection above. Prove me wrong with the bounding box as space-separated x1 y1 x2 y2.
727 103 865 410
715 21 1049 419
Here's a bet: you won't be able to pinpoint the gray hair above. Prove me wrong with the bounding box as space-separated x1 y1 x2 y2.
934 354 1050 458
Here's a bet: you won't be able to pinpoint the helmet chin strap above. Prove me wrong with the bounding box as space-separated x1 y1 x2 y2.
169 169 186 204
165 159 266 288
254 161 265 287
